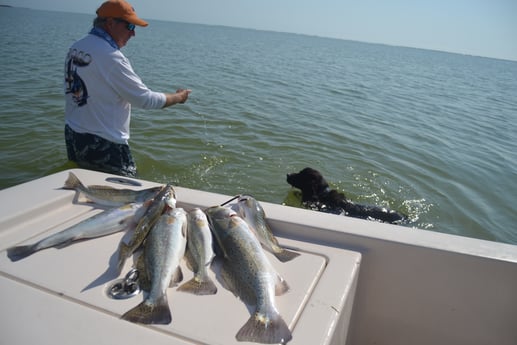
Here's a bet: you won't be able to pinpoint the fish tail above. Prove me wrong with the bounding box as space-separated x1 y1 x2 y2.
274 248 300 263
236 311 292 344
121 294 171 324
177 276 217 295
6 245 37 262
275 275 290 296
169 266 183 287
62 172 85 190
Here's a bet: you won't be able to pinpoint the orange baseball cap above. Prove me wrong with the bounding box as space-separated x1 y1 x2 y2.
96 0 148 27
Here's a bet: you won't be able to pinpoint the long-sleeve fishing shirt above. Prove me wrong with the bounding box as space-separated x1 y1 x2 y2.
64 30 166 144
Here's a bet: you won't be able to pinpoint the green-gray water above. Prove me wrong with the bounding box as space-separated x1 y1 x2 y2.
1 8 516 244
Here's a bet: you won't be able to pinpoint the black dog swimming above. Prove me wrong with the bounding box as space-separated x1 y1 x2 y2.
286 167 407 224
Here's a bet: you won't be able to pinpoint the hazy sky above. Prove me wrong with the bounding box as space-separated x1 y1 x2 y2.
5 0 517 61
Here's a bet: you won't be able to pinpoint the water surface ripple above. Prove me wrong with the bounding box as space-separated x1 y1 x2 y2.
1 8 516 244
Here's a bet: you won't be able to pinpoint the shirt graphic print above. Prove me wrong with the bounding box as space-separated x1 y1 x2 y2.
65 49 92 107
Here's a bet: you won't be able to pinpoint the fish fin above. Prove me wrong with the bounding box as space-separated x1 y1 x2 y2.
236 311 292 345
135 254 151 291
117 242 130 273
6 245 36 262
121 294 171 324
212 238 225 258
177 276 218 295
218 262 237 295
183 247 197 273
275 274 290 296
220 262 256 304
273 248 301 263
54 237 77 249
62 172 84 190
169 266 183 287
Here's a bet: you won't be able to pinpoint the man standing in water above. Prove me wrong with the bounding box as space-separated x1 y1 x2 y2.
64 0 191 177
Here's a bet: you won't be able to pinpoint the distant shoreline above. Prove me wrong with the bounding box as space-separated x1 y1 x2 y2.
0 5 13 7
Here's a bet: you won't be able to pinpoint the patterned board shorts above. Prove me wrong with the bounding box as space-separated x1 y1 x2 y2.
65 125 137 177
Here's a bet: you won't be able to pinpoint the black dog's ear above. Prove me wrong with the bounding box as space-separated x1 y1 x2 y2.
300 168 328 200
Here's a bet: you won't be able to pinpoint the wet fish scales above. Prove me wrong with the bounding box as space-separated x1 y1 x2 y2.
62 172 162 207
206 206 292 344
121 208 187 324
7 202 146 262
116 184 175 273
232 194 300 263
177 208 217 295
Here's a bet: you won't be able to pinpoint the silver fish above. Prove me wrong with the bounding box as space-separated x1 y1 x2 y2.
177 208 217 295
206 206 292 344
116 184 176 273
232 194 300 263
121 207 187 324
63 172 162 207
7 202 147 262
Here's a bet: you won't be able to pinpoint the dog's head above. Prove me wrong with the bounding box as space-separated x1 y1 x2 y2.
286 167 330 202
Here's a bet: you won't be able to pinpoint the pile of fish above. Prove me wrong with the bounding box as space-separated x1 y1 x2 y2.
6 172 300 345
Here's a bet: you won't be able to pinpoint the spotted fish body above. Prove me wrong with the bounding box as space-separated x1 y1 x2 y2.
7 202 147 262
206 206 292 344
116 184 176 273
121 207 187 324
232 194 300 263
177 208 217 295
63 172 162 207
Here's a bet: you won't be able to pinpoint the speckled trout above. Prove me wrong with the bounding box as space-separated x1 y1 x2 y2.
116 184 176 273
7 202 148 262
231 194 300 263
177 208 217 295
206 205 292 344
121 207 187 324
63 172 162 207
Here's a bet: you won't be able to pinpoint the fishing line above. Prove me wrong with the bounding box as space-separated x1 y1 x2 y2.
220 194 240 206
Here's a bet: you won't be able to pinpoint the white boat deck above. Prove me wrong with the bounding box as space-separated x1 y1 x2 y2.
1 169 516 345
